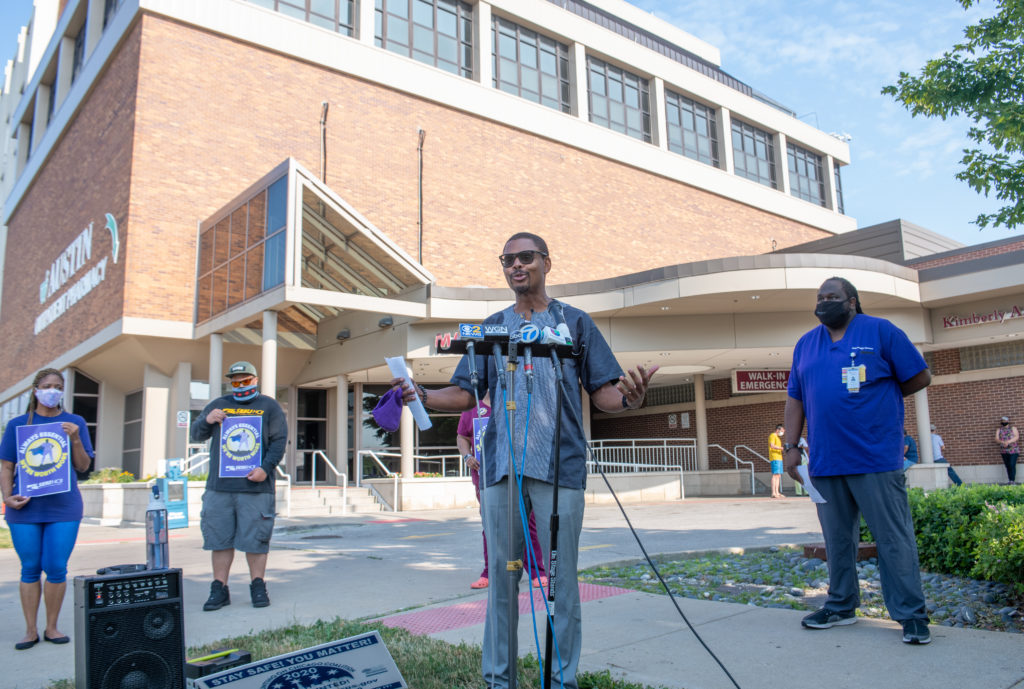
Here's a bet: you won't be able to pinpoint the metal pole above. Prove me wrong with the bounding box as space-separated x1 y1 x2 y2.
504 344 519 689
543 349 565 689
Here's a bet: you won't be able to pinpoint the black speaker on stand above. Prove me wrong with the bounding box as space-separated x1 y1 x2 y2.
74 568 185 689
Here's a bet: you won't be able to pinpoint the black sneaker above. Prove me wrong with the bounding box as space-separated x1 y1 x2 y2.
250 578 270 608
902 618 931 644
203 580 230 611
801 607 857 629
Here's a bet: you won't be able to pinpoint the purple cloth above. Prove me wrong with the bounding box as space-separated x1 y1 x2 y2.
372 388 403 432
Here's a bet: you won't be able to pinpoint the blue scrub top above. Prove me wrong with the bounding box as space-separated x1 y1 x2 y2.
787 313 927 477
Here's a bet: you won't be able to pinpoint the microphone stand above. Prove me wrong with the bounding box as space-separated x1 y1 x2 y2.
543 345 564 689
502 336 520 689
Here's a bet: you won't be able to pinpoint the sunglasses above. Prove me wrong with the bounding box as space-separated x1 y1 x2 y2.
230 376 257 388
499 250 547 268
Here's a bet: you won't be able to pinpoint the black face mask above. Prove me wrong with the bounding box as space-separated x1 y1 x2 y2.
815 300 851 329
1001 421 1009 426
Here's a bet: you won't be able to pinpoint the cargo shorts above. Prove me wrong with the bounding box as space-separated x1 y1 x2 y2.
200 490 276 554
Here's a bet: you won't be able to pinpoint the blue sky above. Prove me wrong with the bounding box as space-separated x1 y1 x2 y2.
0 0 1013 247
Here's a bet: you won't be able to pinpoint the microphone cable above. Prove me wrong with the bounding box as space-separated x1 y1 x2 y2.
554 376 743 689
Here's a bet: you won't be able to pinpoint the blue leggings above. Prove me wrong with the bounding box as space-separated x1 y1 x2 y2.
8 521 81 584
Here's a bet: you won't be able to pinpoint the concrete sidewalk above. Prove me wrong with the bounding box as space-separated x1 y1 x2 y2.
2 497 1021 688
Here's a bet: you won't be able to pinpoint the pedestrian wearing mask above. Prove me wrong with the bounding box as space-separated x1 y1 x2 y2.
0 368 94 650
995 416 1019 484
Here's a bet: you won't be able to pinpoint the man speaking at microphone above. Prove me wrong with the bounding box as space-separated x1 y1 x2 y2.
390 232 656 688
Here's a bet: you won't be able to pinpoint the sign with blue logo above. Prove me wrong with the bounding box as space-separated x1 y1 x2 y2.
519 323 540 343
472 415 489 463
194 631 406 689
219 416 263 478
16 422 72 498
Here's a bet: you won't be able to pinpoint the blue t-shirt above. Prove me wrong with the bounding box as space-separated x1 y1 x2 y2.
0 411 94 524
787 314 927 477
903 435 918 464
451 300 623 490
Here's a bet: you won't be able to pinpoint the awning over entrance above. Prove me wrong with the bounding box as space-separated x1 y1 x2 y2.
194 158 433 344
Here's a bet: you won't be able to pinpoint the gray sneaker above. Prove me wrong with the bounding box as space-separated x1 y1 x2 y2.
901 618 931 644
801 607 857 629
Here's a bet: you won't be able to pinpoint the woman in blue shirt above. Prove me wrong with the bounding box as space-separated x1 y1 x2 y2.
0 368 94 650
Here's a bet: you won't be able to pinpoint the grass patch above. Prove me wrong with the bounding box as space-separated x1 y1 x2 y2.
0 527 11 549
45 618 668 689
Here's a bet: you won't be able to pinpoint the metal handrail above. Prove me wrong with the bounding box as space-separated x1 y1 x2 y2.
309 450 347 515
586 458 685 500
709 444 756 495
588 437 697 473
413 452 465 477
356 450 400 511
180 452 292 518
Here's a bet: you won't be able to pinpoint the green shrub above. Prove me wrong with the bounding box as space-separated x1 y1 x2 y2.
82 468 137 483
970 502 1024 595
909 485 1024 577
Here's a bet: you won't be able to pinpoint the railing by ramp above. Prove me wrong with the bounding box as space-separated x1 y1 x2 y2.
180 451 293 518
588 438 697 472
708 444 756 495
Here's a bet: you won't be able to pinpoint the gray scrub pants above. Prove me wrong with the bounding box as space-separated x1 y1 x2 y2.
813 469 928 622
482 477 585 689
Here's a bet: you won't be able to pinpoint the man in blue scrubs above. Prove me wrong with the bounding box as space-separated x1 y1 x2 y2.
784 277 933 645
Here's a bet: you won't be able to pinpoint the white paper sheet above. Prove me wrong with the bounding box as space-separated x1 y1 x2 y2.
385 356 433 431
797 464 827 503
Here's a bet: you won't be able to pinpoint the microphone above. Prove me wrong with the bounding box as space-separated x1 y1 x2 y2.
520 324 540 393
548 301 573 346
539 325 571 346
507 327 521 366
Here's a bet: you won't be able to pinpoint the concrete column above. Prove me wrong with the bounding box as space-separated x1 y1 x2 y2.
400 405 414 478
335 374 349 485
86 0 106 56
824 154 839 211
474 1 492 87
652 77 668 150
719 107 734 174
694 374 709 470
96 381 125 470
167 362 191 460
357 0 375 45
353 382 363 482
208 333 223 400
32 87 49 150
55 36 74 108
570 42 588 121
16 122 31 173
776 132 790 194
915 388 934 464
142 364 171 479
261 310 278 395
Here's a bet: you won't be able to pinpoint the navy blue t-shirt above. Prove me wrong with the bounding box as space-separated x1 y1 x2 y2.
0 411 94 524
904 435 918 464
450 300 623 490
787 314 927 477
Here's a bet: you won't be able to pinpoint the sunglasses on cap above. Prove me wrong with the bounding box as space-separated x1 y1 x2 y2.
230 376 257 388
499 250 547 268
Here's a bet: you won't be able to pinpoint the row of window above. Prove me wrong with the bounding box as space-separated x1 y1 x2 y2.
244 0 841 210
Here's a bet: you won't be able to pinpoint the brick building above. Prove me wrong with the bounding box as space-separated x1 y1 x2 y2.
1 0 1021 488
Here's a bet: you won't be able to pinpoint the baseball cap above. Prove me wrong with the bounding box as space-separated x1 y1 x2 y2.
930 423 936 431
1001 416 1010 422
226 361 258 378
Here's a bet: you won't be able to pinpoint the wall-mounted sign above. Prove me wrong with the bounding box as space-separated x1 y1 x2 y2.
942 304 1023 329
667 413 677 429
732 369 790 393
34 213 120 335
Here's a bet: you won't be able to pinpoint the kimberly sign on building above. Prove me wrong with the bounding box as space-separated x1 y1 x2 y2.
35 213 120 334
941 305 1024 329
732 369 790 393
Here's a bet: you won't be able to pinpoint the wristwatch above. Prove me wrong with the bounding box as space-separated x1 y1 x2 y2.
463 454 475 463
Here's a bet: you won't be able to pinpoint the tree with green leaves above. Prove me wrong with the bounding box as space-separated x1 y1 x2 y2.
882 0 1024 229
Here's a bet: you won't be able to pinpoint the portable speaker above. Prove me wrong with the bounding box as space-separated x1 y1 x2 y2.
74 568 185 689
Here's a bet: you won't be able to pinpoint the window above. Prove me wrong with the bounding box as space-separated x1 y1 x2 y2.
959 342 1024 371
71 370 100 450
375 0 473 78
122 390 143 479
787 142 825 206
731 119 776 188
587 56 650 142
103 0 126 29
71 27 86 84
834 165 844 214
242 0 356 36
492 16 571 113
45 85 55 125
195 175 286 323
645 381 714 407
665 90 718 167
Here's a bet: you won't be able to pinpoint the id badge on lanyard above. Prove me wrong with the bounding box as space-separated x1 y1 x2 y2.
841 351 866 393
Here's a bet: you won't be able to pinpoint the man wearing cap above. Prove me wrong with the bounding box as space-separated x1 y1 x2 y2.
191 361 287 611
995 416 1019 484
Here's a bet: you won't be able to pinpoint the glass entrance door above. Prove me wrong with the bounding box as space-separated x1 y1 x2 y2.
295 388 328 482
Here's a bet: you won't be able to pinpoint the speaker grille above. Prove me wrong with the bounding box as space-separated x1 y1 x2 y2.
75 569 184 689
